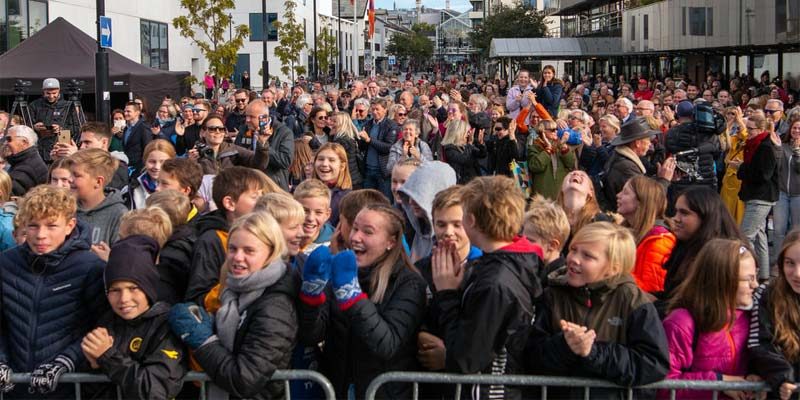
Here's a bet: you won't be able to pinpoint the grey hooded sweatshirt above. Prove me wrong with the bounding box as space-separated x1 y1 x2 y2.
398 161 457 262
77 188 128 245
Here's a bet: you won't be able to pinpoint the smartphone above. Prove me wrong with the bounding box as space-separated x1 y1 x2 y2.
258 114 272 132
58 130 71 145
113 120 125 129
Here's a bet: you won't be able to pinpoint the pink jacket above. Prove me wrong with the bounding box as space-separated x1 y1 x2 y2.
661 308 750 399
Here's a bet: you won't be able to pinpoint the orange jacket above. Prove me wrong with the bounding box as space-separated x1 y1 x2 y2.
633 227 676 293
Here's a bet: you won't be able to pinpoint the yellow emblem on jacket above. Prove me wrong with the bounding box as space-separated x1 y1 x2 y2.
129 337 143 353
161 349 179 360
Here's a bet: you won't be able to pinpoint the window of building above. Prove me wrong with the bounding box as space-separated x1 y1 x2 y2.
777 0 787 33
687 7 712 36
140 19 168 70
249 13 278 41
643 14 648 40
682 7 686 36
1 0 48 54
375 43 380 52
630 15 635 40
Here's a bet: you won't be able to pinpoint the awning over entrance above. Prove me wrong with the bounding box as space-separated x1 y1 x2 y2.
489 37 623 59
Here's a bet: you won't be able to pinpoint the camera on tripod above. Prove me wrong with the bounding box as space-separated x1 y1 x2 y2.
64 79 85 101
13 80 32 98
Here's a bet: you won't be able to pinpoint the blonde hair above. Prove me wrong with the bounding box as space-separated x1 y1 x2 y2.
431 185 463 221
571 222 636 278
225 211 287 269
16 186 76 226
441 119 469 146
460 176 525 241
255 192 306 225
599 114 621 133
293 179 331 203
146 189 192 228
119 207 173 248
524 198 570 251
68 148 119 184
332 112 358 141
313 143 353 190
0 170 11 203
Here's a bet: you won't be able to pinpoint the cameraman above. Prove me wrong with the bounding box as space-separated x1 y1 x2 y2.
29 78 71 163
664 100 722 205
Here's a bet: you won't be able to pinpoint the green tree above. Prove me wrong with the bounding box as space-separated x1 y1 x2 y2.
469 3 548 58
273 0 307 82
173 0 249 97
386 24 434 71
314 27 339 80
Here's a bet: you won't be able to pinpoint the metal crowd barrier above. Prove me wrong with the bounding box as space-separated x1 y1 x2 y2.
365 372 773 400
1 369 335 400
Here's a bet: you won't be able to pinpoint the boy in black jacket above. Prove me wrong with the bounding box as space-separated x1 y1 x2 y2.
430 176 543 399
184 166 272 303
82 235 186 399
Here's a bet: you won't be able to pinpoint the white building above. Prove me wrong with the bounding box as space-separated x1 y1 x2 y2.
0 0 363 91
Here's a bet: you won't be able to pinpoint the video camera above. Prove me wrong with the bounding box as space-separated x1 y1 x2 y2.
13 80 32 98
693 102 726 135
64 79 85 101
194 141 215 158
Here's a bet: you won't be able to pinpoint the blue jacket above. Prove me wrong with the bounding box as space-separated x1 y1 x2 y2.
0 202 16 252
0 221 108 372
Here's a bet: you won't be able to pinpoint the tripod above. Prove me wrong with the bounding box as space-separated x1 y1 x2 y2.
10 90 34 128
63 97 87 134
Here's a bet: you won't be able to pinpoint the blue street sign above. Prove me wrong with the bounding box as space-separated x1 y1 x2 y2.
100 16 112 48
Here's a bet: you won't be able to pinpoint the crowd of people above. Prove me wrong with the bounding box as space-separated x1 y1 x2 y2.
0 67 798 399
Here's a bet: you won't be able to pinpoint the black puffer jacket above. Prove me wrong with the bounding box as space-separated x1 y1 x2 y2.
299 260 427 399
156 224 196 304
194 268 299 400
431 236 542 399
92 302 187 399
7 146 48 196
184 209 229 304
332 135 363 188
0 221 107 372
443 143 487 184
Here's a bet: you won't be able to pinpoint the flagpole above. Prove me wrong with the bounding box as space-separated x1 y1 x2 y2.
353 0 358 78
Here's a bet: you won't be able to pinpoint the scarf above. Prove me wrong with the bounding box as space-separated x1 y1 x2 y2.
743 131 769 165
614 145 646 174
140 173 158 194
534 138 559 179
216 260 287 351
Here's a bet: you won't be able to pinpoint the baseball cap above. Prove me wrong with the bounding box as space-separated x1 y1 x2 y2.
676 101 694 118
42 78 60 90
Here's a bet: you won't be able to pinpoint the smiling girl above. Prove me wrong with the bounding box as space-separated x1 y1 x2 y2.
170 211 297 399
129 139 175 209
298 204 426 399
750 230 800 400
312 143 352 227
525 222 669 398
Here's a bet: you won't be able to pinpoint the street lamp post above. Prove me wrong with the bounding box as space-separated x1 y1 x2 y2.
95 0 109 123
338 0 344 88
262 0 269 89
313 0 318 81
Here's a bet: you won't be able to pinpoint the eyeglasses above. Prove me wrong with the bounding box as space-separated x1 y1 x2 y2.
205 126 226 132
235 98 248 103
193 108 207 113
765 109 780 114
396 113 407 117
355 109 366 114
317 116 329 120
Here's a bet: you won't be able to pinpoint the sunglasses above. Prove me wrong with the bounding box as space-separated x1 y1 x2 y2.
397 113 407 117
205 126 226 132
235 98 248 103
765 109 779 114
494 126 504 131
355 109 367 113
317 116 329 120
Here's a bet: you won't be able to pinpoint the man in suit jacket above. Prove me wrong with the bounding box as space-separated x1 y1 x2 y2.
122 101 153 175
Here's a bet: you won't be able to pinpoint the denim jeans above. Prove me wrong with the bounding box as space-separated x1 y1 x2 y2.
741 200 776 279
771 191 800 265
364 167 391 200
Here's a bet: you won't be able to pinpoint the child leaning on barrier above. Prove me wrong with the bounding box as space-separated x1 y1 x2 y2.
662 239 761 400
749 230 800 400
430 176 543 399
81 235 187 399
0 186 108 397
524 222 669 398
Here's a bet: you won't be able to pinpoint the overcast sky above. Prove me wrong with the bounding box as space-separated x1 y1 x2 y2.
375 0 472 12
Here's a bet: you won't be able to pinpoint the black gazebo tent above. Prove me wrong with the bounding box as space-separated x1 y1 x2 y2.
0 17 190 111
